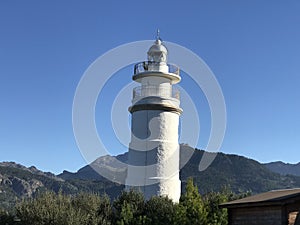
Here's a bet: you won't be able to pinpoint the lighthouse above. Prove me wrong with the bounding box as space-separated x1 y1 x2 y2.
125 34 182 202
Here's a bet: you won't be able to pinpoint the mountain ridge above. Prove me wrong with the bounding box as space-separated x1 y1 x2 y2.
264 161 300 177
1 146 300 210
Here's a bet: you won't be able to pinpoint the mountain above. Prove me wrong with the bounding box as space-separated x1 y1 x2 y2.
180 147 300 194
0 162 74 210
264 161 300 176
59 153 128 183
2 146 300 210
59 145 300 194
0 162 123 210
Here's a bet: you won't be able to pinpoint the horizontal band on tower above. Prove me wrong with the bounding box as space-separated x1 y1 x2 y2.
133 71 181 84
129 104 183 114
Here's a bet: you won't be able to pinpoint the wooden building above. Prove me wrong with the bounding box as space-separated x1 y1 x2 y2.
220 189 300 225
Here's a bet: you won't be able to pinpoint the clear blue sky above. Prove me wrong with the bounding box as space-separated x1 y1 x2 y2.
1 1 300 174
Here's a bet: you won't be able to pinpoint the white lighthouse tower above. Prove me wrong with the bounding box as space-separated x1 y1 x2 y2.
125 34 182 202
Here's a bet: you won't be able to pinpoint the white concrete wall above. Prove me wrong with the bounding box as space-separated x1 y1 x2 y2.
126 109 181 202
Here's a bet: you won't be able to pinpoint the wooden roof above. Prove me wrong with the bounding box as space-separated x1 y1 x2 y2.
221 188 300 208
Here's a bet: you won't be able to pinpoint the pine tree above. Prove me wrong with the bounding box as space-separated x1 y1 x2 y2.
177 177 208 225
204 191 228 225
98 194 113 225
144 196 175 225
113 190 145 225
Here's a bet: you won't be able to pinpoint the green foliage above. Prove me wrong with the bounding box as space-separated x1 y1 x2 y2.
203 192 228 225
97 194 112 225
178 177 208 225
117 201 134 225
71 192 102 225
202 186 252 225
15 191 103 225
0 208 16 225
1 181 252 225
144 196 175 225
113 190 145 225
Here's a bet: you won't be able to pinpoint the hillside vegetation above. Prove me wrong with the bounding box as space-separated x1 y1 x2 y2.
0 178 244 225
1 145 300 210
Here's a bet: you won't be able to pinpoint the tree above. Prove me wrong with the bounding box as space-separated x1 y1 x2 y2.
203 191 228 225
113 190 145 225
117 201 134 225
71 192 102 225
12 182 249 225
144 196 175 225
97 194 113 225
16 191 102 225
0 208 16 225
177 177 208 225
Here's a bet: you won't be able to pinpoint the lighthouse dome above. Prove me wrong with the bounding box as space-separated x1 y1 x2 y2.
147 39 168 63
148 39 168 54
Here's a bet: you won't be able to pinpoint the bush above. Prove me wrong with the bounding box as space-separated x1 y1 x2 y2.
10 180 246 225
16 191 102 225
0 208 16 225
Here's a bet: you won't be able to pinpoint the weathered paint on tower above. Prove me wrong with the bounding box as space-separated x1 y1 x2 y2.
125 35 182 202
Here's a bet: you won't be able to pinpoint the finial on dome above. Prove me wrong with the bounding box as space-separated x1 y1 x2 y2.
156 29 160 41
147 32 168 64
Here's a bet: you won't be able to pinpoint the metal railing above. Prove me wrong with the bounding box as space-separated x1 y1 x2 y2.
133 85 180 100
134 61 180 75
